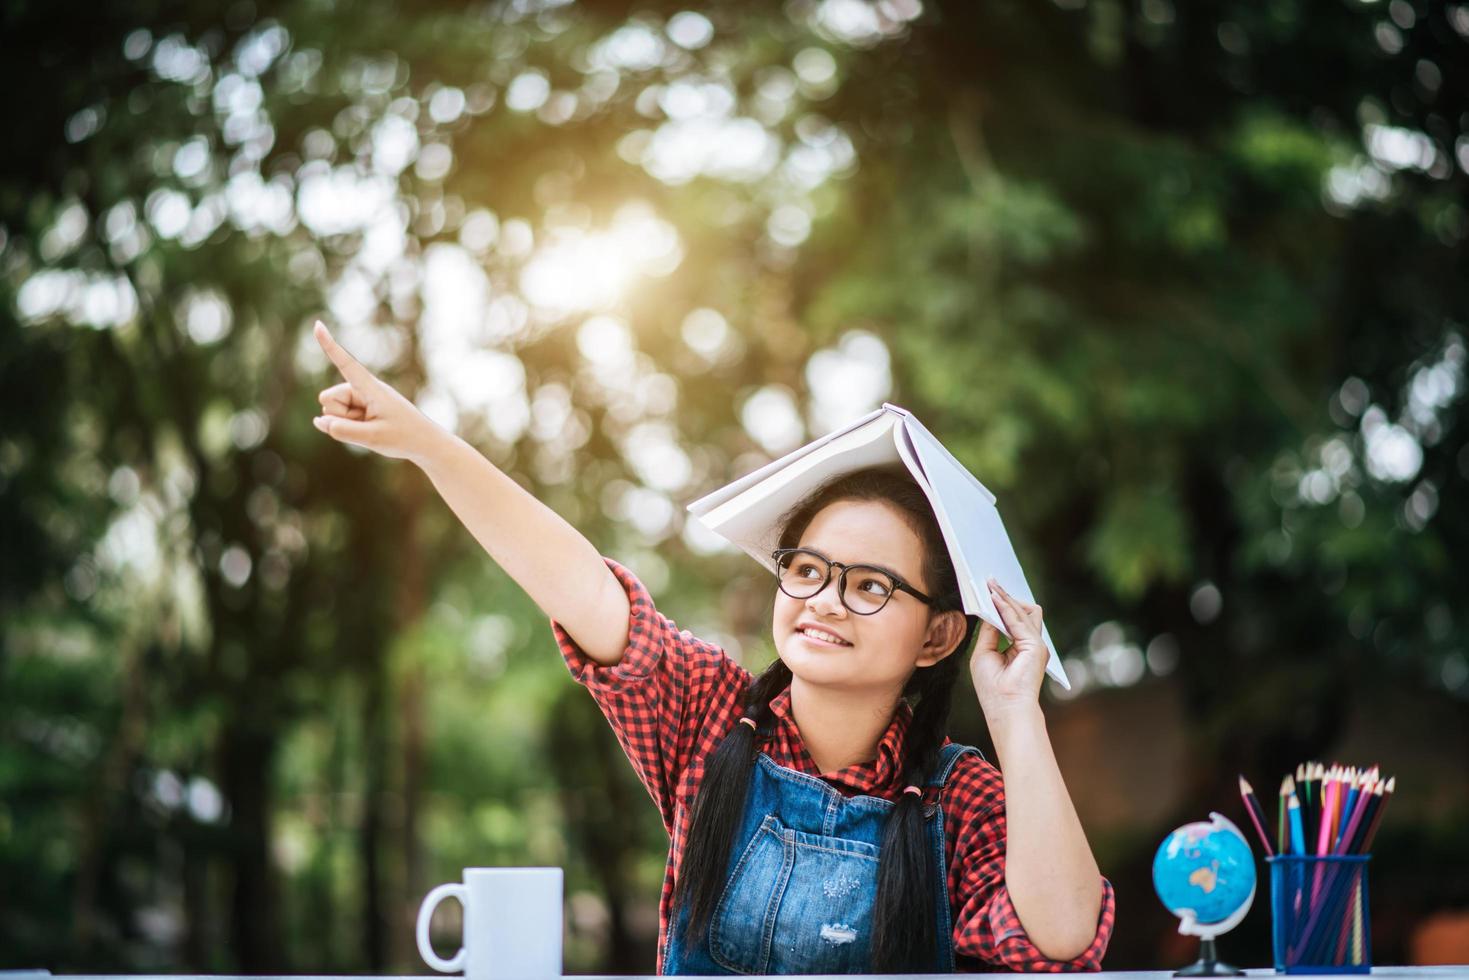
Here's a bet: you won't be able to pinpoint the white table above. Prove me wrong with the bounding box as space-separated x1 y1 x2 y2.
13 969 1469 979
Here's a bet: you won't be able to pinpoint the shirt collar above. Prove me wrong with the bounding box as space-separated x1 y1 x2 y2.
766 686 915 794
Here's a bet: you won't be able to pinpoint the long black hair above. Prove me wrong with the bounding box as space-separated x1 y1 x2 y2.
671 465 979 972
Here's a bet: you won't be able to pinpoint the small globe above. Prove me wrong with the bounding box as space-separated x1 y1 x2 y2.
1152 813 1257 936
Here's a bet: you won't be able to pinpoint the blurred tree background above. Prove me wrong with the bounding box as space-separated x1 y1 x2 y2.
3 0 1467 972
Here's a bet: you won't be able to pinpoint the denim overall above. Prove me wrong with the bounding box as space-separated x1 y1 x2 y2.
664 740 981 975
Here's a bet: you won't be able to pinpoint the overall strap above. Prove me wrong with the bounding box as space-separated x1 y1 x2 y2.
920 741 980 973
924 741 985 789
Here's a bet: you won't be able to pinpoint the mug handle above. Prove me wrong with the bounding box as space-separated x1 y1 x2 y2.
416 882 469 973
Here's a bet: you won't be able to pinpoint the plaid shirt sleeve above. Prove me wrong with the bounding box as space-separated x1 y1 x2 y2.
551 557 751 835
946 756 1117 972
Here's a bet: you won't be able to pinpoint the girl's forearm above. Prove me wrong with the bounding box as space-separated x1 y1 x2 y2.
988 703 1104 961
415 430 630 665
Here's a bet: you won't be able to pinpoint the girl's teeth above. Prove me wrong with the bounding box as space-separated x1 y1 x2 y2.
802 629 848 645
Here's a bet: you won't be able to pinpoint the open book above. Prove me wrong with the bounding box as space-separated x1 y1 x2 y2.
687 404 1070 689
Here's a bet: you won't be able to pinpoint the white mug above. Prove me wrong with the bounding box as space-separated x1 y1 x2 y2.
416 867 563 980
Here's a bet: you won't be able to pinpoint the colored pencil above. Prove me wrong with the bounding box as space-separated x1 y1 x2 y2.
1315 768 1338 857
1299 762 1316 852
1322 764 1333 834
1331 766 1347 851
1335 769 1362 852
1238 775 1275 856
1356 776 1395 853
1287 789 1307 856
1352 873 1366 964
1277 775 1290 855
1332 777 1373 855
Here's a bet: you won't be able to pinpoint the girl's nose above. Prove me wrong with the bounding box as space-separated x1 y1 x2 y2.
804 578 847 617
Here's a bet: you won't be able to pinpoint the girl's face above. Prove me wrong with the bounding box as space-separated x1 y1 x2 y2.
772 499 964 697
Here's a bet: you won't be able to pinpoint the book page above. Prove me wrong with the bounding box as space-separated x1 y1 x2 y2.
685 407 885 516
690 411 902 571
901 421 1070 688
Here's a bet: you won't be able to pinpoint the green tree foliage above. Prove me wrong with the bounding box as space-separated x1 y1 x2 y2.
2 0 1465 971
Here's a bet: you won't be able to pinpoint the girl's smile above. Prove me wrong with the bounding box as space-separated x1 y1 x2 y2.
794 622 853 647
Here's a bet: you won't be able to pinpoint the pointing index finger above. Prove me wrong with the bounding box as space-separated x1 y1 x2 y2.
314 320 378 390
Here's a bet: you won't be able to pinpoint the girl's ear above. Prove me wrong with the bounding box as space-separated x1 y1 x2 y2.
916 609 968 667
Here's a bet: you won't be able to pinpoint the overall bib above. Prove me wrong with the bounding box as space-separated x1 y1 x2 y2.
664 740 981 975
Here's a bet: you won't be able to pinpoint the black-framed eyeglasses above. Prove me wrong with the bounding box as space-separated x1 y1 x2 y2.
771 547 935 616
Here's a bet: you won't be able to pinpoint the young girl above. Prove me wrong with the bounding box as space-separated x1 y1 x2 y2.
311 321 1115 973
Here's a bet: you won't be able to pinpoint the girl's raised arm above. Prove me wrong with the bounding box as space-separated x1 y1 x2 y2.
969 579 1107 962
311 321 631 665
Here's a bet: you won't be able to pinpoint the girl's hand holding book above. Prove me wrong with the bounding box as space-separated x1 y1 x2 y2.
311 320 448 466
970 579 1049 720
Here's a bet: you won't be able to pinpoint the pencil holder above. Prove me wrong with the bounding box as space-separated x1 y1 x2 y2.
1267 855 1371 974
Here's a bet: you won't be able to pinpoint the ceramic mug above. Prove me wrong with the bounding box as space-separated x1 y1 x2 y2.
416 867 563 980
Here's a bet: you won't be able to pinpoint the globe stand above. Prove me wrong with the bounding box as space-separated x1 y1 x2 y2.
1174 937 1243 977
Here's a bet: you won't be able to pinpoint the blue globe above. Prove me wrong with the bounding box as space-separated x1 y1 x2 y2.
1152 814 1257 930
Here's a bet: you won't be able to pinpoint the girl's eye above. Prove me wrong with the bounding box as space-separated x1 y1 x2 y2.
854 575 892 597
795 562 823 579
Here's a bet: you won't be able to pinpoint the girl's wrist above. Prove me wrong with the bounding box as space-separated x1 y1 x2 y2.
979 698 1046 739
412 423 465 474
986 702 1053 777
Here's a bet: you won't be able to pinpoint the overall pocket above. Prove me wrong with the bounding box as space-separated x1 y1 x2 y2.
710 813 881 975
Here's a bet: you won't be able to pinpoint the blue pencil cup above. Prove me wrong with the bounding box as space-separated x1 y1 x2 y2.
1267 855 1371 974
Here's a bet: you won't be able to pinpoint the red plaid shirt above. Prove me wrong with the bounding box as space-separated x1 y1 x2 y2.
553 559 1115 973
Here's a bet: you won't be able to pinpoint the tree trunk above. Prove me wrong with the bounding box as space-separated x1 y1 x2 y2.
393 325 432 972
399 661 426 970
220 721 280 972
361 664 389 971
70 639 152 959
